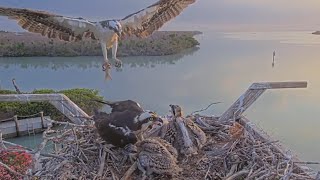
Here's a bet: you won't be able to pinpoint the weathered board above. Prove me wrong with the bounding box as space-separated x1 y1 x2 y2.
219 81 308 121
0 116 52 138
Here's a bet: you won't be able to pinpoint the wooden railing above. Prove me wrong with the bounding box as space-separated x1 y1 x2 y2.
219 81 308 121
0 94 90 124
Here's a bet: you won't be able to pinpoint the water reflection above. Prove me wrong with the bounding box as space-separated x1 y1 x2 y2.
0 47 199 70
121 47 199 68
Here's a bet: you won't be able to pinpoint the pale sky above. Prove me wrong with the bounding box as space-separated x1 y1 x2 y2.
0 0 319 31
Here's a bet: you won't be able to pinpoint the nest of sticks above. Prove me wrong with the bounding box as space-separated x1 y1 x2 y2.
1 115 317 180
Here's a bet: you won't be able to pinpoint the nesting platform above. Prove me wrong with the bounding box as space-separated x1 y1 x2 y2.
0 81 318 179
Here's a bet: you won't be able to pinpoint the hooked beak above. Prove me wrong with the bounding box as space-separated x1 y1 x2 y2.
169 104 176 116
146 117 164 132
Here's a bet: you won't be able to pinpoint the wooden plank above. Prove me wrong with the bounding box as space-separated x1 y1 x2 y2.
49 101 85 124
219 89 265 121
239 116 318 179
219 81 308 121
249 81 307 90
0 116 52 138
40 111 44 129
0 94 90 124
0 94 68 102
13 115 20 137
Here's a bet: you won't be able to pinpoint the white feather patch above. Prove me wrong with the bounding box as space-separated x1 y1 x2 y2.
134 112 153 123
52 16 93 33
108 123 131 136
136 102 141 108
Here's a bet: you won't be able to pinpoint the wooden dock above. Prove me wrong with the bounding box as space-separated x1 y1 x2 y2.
0 113 52 138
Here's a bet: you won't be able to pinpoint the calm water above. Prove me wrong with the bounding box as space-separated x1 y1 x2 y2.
1 31 319 170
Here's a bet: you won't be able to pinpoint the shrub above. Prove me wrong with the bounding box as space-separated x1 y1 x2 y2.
0 146 32 180
0 88 104 121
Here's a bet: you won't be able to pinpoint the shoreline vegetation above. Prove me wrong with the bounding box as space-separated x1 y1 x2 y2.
312 31 320 35
0 31 201 57
0 88 104 120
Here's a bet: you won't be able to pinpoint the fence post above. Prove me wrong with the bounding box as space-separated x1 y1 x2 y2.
13 115 20 137
40 111 45 129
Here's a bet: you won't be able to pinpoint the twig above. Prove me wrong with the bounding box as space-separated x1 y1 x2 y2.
33 128 50 173
293 161 320 165
315 171 320 180
44 117 90 128
0 160 27 177
97 146 107 177
226 164 238 178
283 160 293 180
2 140 63 159
121 162 137 180
191 102 222 115
12 78 21 94
230 140 279 154
204 164 212 179
225 170 249 180
0 130 6 149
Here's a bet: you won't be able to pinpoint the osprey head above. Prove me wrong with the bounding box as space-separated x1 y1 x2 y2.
169 104 183 118
135 110 161 131
109 20 122 38
136 110 157 123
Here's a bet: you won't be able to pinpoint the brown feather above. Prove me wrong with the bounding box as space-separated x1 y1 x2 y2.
121 0 196 38
0 7 97 42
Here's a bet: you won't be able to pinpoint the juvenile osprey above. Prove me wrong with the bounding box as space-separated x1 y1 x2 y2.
0 0 197 74
136 137 182 179
147 104 207 158
93 99 161 147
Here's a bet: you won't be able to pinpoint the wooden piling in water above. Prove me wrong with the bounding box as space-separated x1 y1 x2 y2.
40 111 44 129
13 115 20 137
0 115 53 138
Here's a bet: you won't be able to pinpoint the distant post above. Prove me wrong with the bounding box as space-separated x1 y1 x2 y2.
40 111 45 129
272 51 276 67
13 115 20 137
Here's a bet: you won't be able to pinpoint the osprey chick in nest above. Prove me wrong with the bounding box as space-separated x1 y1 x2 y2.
136 137 182 180
147 104 207 158
0 0 197 79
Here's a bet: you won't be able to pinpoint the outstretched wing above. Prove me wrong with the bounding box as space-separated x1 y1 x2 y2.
120 0 196 38
0 7 97 41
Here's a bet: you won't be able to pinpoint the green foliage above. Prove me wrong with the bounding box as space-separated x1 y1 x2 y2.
0 88 104 121
0 31 200 57
16 42 25 49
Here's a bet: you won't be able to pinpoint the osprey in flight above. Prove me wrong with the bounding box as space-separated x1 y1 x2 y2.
0 0 197 74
